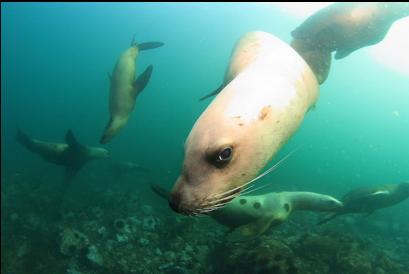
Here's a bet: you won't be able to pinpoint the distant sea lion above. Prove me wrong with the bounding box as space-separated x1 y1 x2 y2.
100 38 164 144
113 161 149 178
170 31 319 215
290 2 409 83
17 129 110 179
318 182 409 225
152 184 342 236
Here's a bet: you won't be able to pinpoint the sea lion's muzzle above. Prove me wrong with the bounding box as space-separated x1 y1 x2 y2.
169 177 200 215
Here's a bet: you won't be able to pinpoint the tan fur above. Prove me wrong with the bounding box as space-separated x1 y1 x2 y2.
170 31 319 214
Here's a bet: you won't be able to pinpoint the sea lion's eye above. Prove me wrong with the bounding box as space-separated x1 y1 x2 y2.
217 147 232 162
207 146 233 168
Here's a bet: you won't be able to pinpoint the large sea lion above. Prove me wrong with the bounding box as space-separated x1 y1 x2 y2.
318 182 409 225
17 129 110 179
100 39 164 144
170 31 319 215
290 2 409 83
153 184 342 236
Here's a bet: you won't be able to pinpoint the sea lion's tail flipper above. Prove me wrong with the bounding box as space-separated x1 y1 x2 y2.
16 127 31 146
199 83 225 101
133 65 153 97
150 183 171 200
137 42 164 51
317 213 339 225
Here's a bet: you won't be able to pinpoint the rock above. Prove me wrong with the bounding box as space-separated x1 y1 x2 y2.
142 205 153 215
142 216 157 231
139 238 150 247
214 237 300 274
86 245 104 267
59 227 89 256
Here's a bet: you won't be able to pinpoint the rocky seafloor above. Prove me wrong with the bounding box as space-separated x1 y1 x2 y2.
1 170 409 274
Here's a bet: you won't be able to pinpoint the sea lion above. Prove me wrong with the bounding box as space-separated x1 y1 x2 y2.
17 129 110 179
318 182 409 225
170 31 319 215
152 184 342 236
113 161 149 178
290 2 409 83
100 39 164 144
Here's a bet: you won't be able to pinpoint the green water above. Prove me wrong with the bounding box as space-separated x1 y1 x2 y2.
1 3 408 274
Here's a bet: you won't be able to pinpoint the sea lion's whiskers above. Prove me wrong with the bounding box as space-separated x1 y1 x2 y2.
209 148 299 203
241 182 275 196
206 192 240 206
198 202 230 213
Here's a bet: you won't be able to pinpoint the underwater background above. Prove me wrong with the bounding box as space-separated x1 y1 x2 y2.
1 2 409 274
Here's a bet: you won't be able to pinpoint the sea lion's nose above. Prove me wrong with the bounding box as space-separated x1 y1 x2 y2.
169 192 182 213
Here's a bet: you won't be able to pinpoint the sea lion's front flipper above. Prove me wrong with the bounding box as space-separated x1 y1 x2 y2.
317 213 339 225
151 183 171 200
137 42 164 51
64 166 80 181
199 83 225 101
236 216 274 237
133 65 153 98
65 130 86 152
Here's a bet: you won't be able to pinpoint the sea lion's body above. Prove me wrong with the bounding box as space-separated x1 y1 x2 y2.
212 192 342 236
291 2 409 83
319 182 409 224
170 31 319 215
17 129 109 179
100 40 163 144
153 184 342 236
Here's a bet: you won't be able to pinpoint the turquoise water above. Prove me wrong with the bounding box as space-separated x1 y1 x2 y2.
2 3 409 274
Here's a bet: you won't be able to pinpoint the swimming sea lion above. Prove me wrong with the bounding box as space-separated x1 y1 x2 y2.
170 31 319 215
318 182 409 225
100 39 164 144
17 129 110 179
290 2 409 83
152 184 342 236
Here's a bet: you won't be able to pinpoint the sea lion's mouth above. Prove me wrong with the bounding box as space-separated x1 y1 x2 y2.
169 186 242 216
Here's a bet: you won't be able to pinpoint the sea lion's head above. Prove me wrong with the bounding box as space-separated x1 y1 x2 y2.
314 195 344 211
88 147 110 159
169 84 284 215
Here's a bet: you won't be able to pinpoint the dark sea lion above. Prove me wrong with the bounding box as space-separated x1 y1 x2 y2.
152 184 342 236
170 31 318 215
318 182 409 225
100 38 164 144
290 2 409 83
17 129 110 179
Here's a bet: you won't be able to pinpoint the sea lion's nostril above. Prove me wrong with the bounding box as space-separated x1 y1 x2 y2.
169 192 182 213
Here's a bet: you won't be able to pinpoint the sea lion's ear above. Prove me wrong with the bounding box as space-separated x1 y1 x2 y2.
133 65 153 98
237 216 275 237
